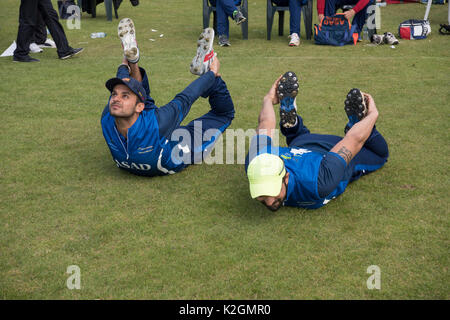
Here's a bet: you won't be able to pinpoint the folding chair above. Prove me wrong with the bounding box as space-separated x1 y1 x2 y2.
267 0 313 40
81 0 120 20
203 0 249 40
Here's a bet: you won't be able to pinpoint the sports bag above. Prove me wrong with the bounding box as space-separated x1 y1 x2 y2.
399 19 431 40
314 13 358 46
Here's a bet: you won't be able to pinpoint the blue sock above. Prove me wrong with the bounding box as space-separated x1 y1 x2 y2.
280 97 296 112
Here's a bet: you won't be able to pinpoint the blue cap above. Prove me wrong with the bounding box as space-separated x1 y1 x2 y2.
105 77 146 102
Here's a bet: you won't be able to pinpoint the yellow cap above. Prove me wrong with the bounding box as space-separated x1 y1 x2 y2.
247 153 286 199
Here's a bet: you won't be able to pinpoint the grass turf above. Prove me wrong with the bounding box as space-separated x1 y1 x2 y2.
0 0 448 299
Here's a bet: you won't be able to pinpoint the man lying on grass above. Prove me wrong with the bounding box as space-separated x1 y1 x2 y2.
101 18 234 176
245 72 389 210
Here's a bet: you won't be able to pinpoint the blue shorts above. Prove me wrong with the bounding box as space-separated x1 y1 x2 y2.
281 115 389 197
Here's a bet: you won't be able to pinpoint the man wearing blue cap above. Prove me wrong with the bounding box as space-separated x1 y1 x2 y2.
101 19 235 176
246 72 389 210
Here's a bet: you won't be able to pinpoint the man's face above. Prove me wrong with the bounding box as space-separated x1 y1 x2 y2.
109 84 141 118
255 174 289 212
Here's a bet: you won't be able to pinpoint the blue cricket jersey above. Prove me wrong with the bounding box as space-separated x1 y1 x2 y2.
245 135 352 209
101 107 182 176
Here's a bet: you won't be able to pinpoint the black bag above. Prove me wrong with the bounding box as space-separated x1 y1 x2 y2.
57 0 76 19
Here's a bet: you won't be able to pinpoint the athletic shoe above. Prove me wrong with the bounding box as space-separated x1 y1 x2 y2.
277 71 299 128
118 18 139 64
383 32 399 45
29 43 43 53
370 34 384 45
59 47 84 60
13 55 39 62
439 24 450 35
190 28 215 76
233 10 246 25
130 0 139 6
38 38 56 48
289 33 300 47
218 34 231 47
344 88 368 132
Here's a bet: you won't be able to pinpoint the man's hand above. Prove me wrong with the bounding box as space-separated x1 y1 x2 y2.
344 9 355 21
210 56 221 77
362 92 379 118
330 92 379 164
264 75 282 105
318 14 324 23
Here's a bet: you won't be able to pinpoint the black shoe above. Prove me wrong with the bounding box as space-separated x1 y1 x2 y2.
130 0 139 6
344 88 368 133
13 55 40 62
277 71 299 128
59 47 84 60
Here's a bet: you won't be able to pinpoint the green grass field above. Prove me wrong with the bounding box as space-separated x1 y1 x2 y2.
0 0 449 299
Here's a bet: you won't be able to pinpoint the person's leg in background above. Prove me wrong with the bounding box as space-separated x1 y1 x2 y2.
215 0 231 46
211 0 244 46
324 0 338 16
13 0 40 62
350 0 375 34
37 0 82 59
289 0 302 46
33 11 48 45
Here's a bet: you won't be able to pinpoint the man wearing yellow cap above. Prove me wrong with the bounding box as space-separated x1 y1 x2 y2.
245 72 389 210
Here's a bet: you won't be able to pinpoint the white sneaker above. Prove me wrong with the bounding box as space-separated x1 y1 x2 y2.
370 34 384 45
29 43 43 53
190 28 215 76
118 18 139 64
38 38 56 48
289 33 300 47
383 32 399 45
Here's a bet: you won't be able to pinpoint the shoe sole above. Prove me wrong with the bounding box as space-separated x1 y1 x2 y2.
73 48 84 56
344 88 368 123
118 18 139 63
13 59 39 62
190 28 215 76
278 71 299 128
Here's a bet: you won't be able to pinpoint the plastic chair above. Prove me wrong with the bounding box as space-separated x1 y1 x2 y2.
203 0 249 40
81 0 119 20
267 0 313 40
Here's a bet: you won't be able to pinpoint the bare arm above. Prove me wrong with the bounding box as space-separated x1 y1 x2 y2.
257 75 282 138
330 93 379 164
209 56 220 77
